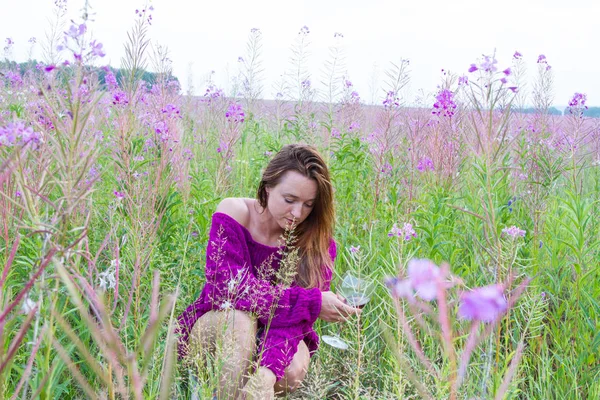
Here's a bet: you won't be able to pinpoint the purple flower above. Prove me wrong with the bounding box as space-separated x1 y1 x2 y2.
299 26 310 35
0 121 41 147
500 77 507 85
432 89 457 118
458 75 469 86
349 245 360 254
468 64 478 73
331 128 341 139
417 157 434 172
513 51 522 59
89 40 105 57
334 32 344 38
458 284 507 322
113 190 125 199
348 121 360 131
385 276 413 299
567 92 588 115
162 104 181 118
508 86 518 93
537 54 547 64
407 259 441 301
66 23 87 39
383 91 400 110
503 68 511 76
44 65 56 73
225 102 245 123
502 225 526 238
15 190 21 198
480 55 498 73
388 222 417 241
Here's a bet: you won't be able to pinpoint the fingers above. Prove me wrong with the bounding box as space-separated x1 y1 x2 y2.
332 300 361 321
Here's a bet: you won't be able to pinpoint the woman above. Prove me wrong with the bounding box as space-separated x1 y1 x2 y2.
177 144 360 399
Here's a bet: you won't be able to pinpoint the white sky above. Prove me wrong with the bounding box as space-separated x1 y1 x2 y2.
1 0 598 107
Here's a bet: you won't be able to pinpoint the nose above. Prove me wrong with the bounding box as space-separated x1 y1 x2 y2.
290 204 302 220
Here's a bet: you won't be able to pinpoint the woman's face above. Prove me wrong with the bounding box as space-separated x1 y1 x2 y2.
266 170 318 230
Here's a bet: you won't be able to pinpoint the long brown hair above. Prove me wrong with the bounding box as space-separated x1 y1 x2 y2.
257 144 335 289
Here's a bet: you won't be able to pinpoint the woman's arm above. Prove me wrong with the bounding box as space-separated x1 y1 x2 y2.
205 211 323 329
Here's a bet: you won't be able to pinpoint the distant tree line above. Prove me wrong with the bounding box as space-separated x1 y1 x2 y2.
0 59 178 88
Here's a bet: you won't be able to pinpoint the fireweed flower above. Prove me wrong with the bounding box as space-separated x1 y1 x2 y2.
348 120 360 131
383 91 400 110
480 55 498 72
416 157 434 172
432 89 457 118
89 40 106 57
567 92 588 116
502 225 526 238
458 284 507 322
407 259 440 301
0 121 41 147
225 102 245 123
388 223 417 241
66 23 87 39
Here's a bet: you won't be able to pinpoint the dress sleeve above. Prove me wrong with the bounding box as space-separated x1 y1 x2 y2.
205 213 322 329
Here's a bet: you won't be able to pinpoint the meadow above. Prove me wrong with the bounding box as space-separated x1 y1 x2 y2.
1 5 599 399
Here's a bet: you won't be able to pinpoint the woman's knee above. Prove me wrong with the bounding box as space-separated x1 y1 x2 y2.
189 310 257 357
276 341 310 393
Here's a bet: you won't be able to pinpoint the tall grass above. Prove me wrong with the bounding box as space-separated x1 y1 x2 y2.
1 5 599 399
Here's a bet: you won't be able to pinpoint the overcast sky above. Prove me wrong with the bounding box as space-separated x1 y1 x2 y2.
1 0 598 107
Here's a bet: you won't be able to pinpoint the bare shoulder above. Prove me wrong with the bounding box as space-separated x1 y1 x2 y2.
215 197 251 227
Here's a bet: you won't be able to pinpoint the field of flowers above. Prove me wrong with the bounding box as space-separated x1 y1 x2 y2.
1 4 599 400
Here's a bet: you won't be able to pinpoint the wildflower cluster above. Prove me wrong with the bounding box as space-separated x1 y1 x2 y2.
0 120 42 147
225 102 245 124
388 222 417 241
385 258 511 323
416 157 434 172
432 89 457 118
202 84 224 104
502 225 526 238
383 90 400 110
567 92 588 116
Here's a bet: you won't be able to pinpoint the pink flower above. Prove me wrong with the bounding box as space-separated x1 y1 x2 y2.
502 225 526 238
349 245 360 254
408 259 440 301
458 284 507 322
388 223 417 241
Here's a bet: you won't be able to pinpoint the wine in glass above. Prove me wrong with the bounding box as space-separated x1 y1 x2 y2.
321 273 373 350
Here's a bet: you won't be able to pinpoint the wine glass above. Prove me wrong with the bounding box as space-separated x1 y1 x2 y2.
322 273 373 350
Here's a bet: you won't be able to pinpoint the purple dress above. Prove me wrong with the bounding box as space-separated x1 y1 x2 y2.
177 212 336 379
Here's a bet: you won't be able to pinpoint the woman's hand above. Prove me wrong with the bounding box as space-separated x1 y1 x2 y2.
318 290 362 323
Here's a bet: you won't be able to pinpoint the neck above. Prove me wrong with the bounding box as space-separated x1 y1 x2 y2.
252 201 285 243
